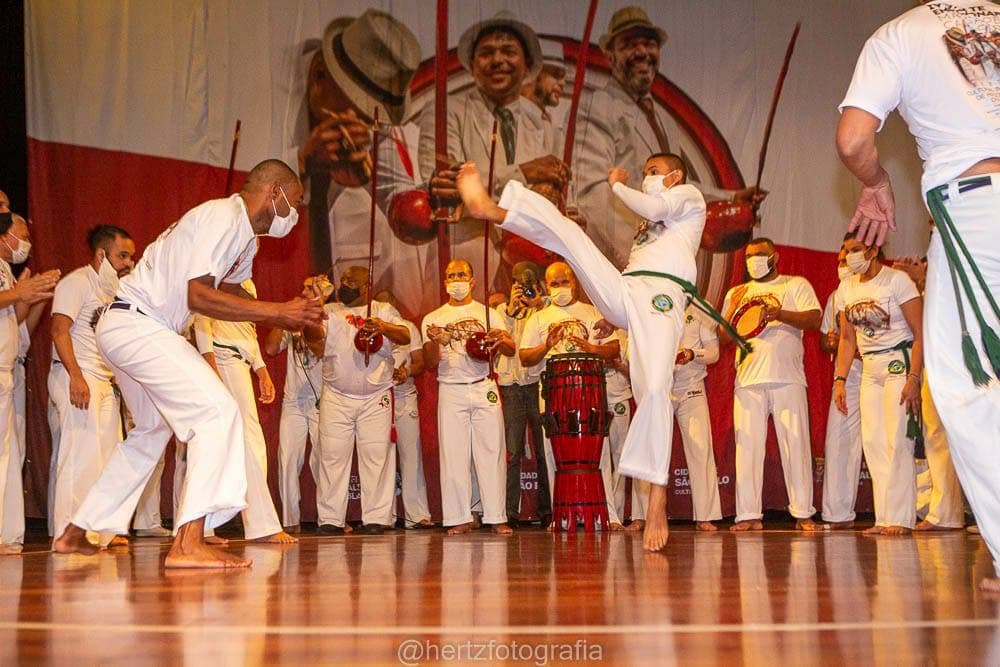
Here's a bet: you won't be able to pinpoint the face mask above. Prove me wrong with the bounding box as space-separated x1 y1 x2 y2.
97 256 120 297
837 265 852 282
4 234 30 264
338 284 361 304
746 255 772 281
267 186 299 238
846 250 871 275
549 286 573 307
446 280 471 301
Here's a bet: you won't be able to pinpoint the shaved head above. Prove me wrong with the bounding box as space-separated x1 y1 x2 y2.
244 159 299 192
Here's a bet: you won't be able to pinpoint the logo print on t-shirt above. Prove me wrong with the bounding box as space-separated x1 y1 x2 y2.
845 299 890 334
931 2 1000 111
651 294 674 313
442 318 486 350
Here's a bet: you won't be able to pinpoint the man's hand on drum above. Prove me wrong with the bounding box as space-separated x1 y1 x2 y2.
545 327 564 351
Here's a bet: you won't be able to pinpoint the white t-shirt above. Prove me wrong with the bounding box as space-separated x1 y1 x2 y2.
279 331 322 404
839 0 1000 193
722 275 821 387
674 306 720 391
838 266 920 356
494 301 541 387
421 301 508 384
51 265 115 380
391 320 422 398
192 280 265 371
604 328 632 404
820 289 846 336
118 194 256 333
321 301 403 398
520 300 608 384
611 182 706 284
0 259 18 372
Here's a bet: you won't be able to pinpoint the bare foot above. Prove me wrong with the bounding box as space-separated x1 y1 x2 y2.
164 518 251 569
863 526 884 536
882 525 912 536
979 576 1000 593
447 522 474 535
826 520 855 530
205 536 229 546
251 531 298 544
730 520 763 532
53 524 100 556
491 523 513 535
796 518 827 532
624 519 645 533
642 484 669 552
0 543 23 555
696 521 719 532
456 162 507 222
609 522 624 531
914 520 962 532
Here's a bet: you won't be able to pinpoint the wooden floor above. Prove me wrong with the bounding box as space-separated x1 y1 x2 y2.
1 524 999 665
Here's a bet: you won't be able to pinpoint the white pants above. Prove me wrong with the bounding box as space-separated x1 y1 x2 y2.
47 363 121 538
277 397 319 527
13 361 26 468
925 178 1000 573
394 390 431 526
132 452 166 530
608 398 649 521
316 387 395 527
673 381 722 522
0 369 23 546
821 360 863 523
859 350 916 529
920 376 964 527
216 356 283 539
733 382 815 522
438 380 506 526
74 307 247 534
500 180 684 485
46 396 60 535
539 389 621 525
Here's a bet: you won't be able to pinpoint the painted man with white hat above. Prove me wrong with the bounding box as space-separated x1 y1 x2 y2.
418 11 567 289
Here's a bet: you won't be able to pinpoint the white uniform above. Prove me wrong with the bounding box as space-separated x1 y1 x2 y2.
275 330 321 528
47 264 121 538
74 194 255 535
723 275 821 522
392 320 431 527
520 300 621 525
422 301 509 526
417 88 558 285
841 2 1000 569
920 376 965 527
316 300 402 528
605 332 644 521
820 289 864 523
192 280 283 540
498 178 704 486
13 323 29 479
0 258 24 547
672 307 722 522
838 266 921 529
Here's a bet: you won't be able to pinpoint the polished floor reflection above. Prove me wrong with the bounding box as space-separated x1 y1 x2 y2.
1 526 999 664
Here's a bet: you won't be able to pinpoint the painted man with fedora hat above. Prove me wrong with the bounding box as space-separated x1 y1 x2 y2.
295 9 440 319
417 11 568 290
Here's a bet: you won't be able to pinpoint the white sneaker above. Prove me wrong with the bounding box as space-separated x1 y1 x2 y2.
133 526 172 538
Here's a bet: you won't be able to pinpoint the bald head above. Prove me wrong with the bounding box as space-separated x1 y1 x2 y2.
243 160 299 192
545 261 577 304
445 259 473 280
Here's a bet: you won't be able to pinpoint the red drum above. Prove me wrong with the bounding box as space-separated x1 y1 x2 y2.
540 353 611 532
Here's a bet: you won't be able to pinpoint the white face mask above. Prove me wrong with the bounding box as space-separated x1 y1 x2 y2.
267 186 299 238
446 280 471 300
746 255 772 280
837 265 852 282
641 174 667 195
846 250 871 275
97 256 120 298
4 234 30 264
549 286 573 307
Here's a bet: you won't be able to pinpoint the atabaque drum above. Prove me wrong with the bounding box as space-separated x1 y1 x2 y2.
540 353 612 532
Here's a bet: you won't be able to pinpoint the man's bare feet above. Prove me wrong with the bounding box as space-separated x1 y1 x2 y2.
914 520 962 532
696 521 718 532
863 526 884 536
608 522 624 531
251 531 298 544
624 519 645 533
730 520 763 533
204 536 229 546
826 520 855 530
642 484 669 552
491 523 513 535
882 525 911 536
979 576 1000 593
164 518 251 569
456 162 507 222
0 543 23 555
447 522 474 535
796 518 827 532
53 524 100 556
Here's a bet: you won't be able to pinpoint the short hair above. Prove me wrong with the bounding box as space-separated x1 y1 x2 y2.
472 27 533 69
86 225 131 253
0 212 11 236
747 236 776 252
645 152 687 182
244 159 299 190
447 259 474 277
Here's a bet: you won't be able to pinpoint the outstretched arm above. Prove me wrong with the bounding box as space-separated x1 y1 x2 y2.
610 181 692 225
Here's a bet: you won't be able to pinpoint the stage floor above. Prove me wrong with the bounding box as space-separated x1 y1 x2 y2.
1 524 998 665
